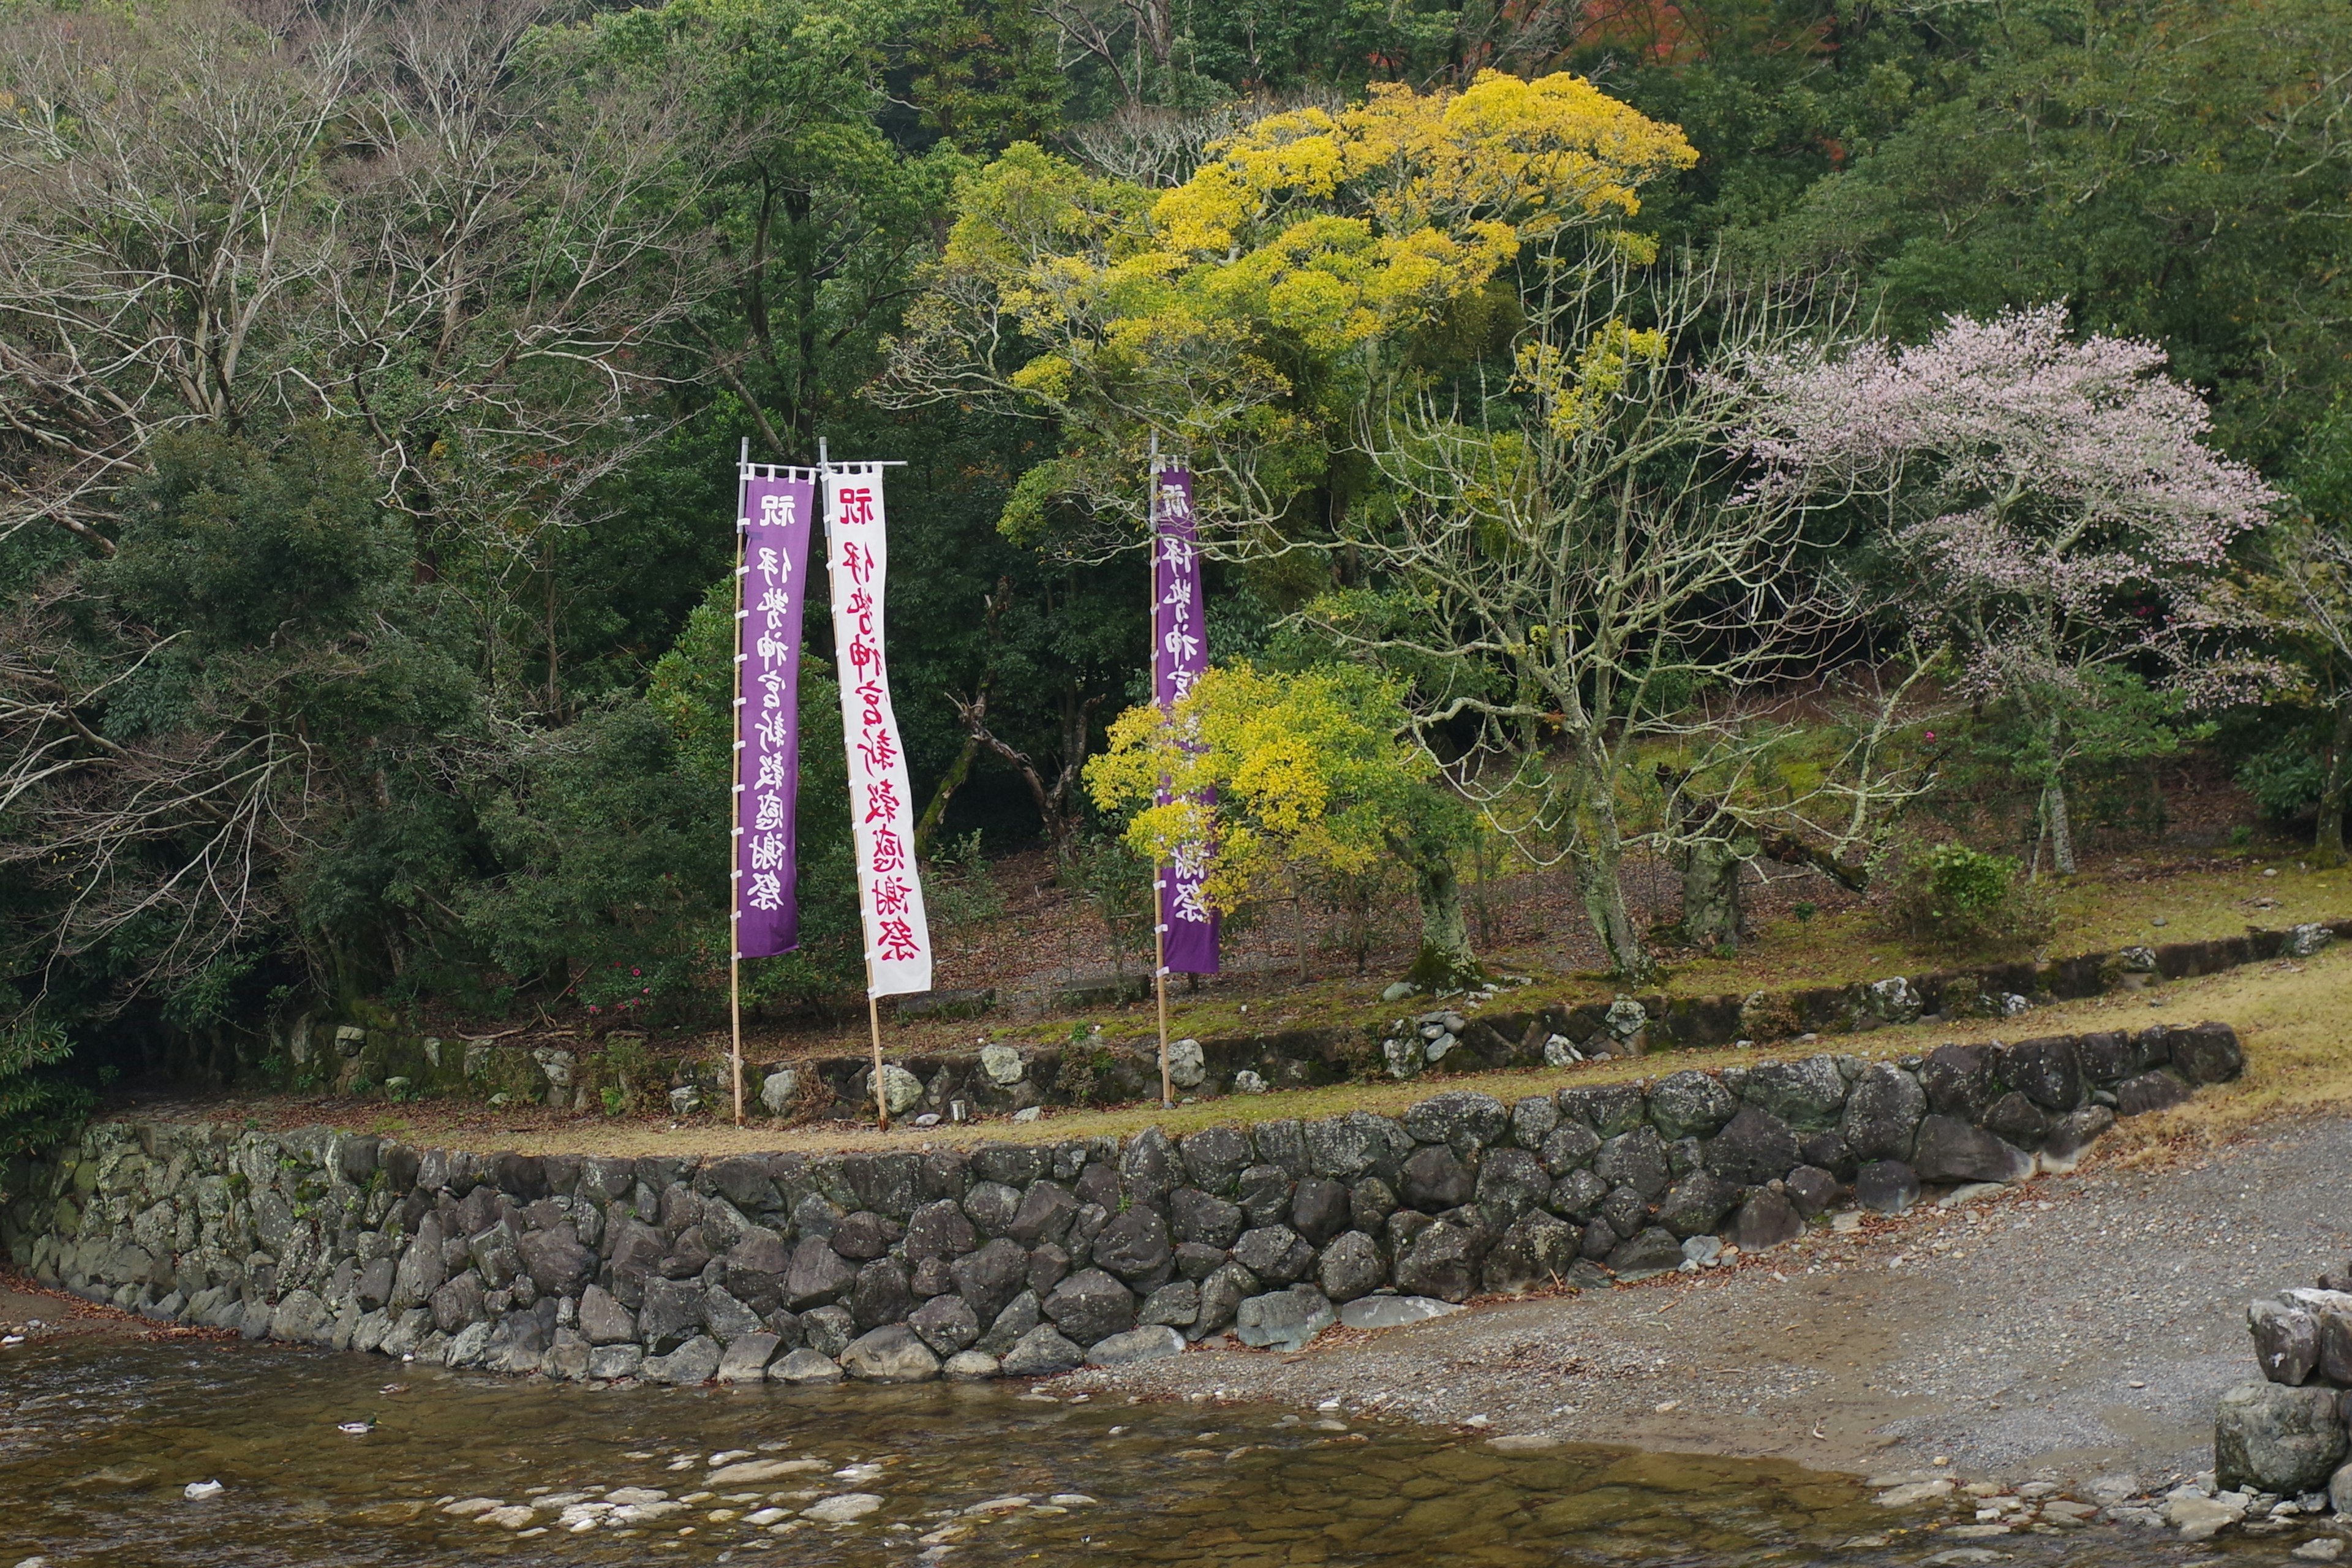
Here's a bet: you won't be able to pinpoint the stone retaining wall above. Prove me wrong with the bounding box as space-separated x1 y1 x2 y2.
290 921 2331 1125
0 1021 2242 1389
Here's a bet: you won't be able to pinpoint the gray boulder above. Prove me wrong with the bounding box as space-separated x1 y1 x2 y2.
1839 1063 1926 1163
269 1289 336 1346
1006 1182 1079 1248
771 1346 843 1384
905 1199 979 1261
1235 1287 1335 1351
908 1292 981 1355
1510 1095 1559 1149
1403 1091 1510 1152
1606 1226 1685 1282
952 1237 1031 1324
943 1350 1000 1380
785 1235 858 1309
1593 1127 1672 1199
642 1334 721 1386
1139 1280 1200 1327
1196 1262 1257 1336
1729 1189 1802 1251
586 1342 645 1381
2000 1036 2086 1111
1315 1231 1385 1303
1981 1091 2052 1152
1087 1325 1185 1366
2215 1381 2348 1493
1538 1122 1602 1175
1918 1042 2003 1120
639 1276 704 1352
2173 1022 2244 1085
579 1283 635 1346
1912 1115 2031 1185
1784 1165 1841 1219
1548 1168 1610 1222
1180 1125 1253 1194
802 1303 855 1357
1741 1056 1848 1131
2251 1301 2320 1385
1473 1148 1552 1227
1170 1188 1245 1248
1559 1082 1648 1137
976 1289 1041 1357
1400 1145 1476 1212
841 1324 941 1383
701 1286 763 1344
1232 1225 1314 1284
962 1180 1023 1237
1483 1210 1580 1294
2043 1105 2116 1165
2115 1071 2192 1116
1000 1324 1085 1378
1042 1268 1135 1346
1303 1112 1411 1184
1090 1207 1174 1284
1393 1221 1481 1303
1854 1160 1920 1214
1289 1177 1351 1245
1648 1071 1736 1141
517 1226 594 1298
1703 1107 1801 1186
1655 1172 1741 1239
716 1332 782 1382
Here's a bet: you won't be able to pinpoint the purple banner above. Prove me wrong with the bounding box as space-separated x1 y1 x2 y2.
734 469 815 957
1153 467 1219 974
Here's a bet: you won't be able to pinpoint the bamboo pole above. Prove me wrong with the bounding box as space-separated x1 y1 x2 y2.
867 960 890 1132
1150 437 1173 1110
729 437 748 1128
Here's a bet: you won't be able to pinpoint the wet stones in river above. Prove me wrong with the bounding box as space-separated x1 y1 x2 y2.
2214 1381 2348 1493
1042 1268 1135 1346
772 1346 844 1384
1087 1325 1185 1366
587 1342 644 1381
716 1330 782 1382
642 1334 720 1385
841 1324 940 1383
943 1349 999 1380
1911 1115 2032 1186
1855 1160 1920 1215
1235 1286 1335 1351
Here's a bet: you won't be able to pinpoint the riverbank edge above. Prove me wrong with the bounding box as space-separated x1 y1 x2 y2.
0 1019 2243 1399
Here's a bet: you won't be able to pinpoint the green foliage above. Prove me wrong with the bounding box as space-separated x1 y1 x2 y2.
0 1016 91 1157
2239 743 2328 822
1882 840 2055 959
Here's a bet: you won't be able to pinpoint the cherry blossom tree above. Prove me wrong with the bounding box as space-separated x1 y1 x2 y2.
1743 305 2279 875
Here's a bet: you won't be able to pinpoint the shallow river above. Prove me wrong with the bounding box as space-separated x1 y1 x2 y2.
0 1335 2269 1566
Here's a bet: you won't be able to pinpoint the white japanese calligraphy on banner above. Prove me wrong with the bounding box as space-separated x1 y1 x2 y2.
824 466 933 997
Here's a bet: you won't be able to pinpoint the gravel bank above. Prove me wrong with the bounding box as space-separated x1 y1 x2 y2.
1068 1113 2352 1490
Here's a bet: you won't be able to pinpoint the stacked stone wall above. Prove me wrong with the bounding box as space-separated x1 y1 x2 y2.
0 1021 2242 1386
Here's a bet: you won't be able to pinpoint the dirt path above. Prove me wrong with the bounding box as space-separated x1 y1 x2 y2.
1068 1115 2351 1490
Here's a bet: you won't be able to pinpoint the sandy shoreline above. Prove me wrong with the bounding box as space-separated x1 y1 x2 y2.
1063 1115 2351 1490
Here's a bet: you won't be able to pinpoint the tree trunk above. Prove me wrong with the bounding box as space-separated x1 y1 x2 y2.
1404 853 1480 990
2316 691 2352 869
1568 736 1656 982
2043 776 2078 876
913 732 980 859
1675 836 1747 951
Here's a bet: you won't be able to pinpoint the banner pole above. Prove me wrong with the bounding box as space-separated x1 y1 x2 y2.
1148 437 1173 1110
730 436 749 1129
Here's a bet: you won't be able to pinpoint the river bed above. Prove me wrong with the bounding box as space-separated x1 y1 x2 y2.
0 1333 2281 1566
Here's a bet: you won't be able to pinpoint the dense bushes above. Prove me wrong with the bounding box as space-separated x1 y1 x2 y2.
1882 841 2056 959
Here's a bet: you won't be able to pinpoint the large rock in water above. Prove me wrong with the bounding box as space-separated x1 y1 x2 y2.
2215 1381 2348 1493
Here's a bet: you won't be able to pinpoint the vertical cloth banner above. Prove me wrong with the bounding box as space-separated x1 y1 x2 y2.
735 468 815 957
824 464 934 996
1153 466 1219 973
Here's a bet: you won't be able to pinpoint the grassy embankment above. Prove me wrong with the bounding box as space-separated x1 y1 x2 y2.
288 855 2352 1161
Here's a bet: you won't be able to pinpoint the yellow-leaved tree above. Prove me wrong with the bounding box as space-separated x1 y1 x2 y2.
877 70 1697 554
1084 664 1480 987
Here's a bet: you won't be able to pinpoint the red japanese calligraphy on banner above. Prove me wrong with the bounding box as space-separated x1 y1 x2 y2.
824 467 933 997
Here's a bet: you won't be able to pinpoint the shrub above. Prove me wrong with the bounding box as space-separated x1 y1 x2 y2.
0 1019 92 1161
1882 840 2055 957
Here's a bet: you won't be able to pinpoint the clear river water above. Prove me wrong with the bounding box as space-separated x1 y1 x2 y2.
0 1333 2275 1566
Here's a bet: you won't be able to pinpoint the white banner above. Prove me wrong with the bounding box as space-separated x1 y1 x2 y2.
824 464 933 997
